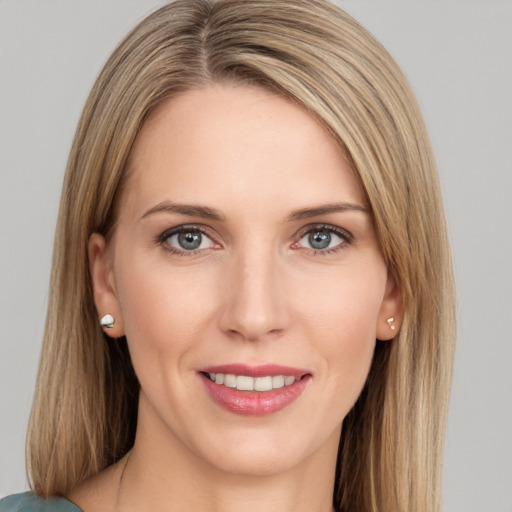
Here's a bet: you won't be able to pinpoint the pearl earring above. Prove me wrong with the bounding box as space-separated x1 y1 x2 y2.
386 317 396 331
100 314 115 329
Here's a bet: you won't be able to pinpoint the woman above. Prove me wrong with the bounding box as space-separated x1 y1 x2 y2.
0 0 456 510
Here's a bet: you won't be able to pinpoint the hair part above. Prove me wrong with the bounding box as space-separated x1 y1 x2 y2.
27 1 456 510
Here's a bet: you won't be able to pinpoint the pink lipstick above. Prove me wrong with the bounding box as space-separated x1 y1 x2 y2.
199 364 311 416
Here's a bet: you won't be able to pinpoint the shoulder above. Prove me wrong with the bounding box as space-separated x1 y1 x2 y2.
0 493 83 512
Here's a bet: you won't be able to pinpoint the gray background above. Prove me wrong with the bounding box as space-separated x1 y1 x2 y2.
1 1 511 510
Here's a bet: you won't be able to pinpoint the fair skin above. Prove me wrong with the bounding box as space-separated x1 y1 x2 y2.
71 84 401 512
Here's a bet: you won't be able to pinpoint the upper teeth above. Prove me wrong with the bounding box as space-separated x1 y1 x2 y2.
209 373 297 391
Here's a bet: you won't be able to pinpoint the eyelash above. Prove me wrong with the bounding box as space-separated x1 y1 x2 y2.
157 225 217 256
156 223 353 257
294 224 353 256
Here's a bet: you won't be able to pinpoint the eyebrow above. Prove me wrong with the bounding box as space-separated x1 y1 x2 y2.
286 202 369 221
140 201 369 223
140 201 225 221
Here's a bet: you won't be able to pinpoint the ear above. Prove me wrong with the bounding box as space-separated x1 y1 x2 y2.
89 233 125 338
376 270 403 341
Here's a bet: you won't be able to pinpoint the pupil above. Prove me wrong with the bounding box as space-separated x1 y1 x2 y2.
178 231 201 250
309 230 330 249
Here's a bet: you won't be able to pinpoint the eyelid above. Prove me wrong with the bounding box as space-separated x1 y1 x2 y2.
156 222 353 256
157 224 221 254
291 223 354 253
294 223 353 243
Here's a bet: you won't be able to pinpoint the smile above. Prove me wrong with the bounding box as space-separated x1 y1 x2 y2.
199 364 311 416
204 373 298 391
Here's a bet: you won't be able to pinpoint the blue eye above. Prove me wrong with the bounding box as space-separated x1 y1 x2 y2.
163 227 215 252
297 226 349 252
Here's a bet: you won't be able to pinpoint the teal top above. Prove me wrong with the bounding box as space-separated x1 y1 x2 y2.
0 493 82 512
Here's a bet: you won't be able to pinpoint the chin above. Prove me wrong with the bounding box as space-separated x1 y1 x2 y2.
204 447 306 477
188 422 340 478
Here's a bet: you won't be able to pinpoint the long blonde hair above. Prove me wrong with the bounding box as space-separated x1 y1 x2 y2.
27 1 456 510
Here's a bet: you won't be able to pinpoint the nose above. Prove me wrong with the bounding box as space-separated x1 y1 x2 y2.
218 248 290 342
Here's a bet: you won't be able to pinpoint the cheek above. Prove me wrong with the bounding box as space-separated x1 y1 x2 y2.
114 261 223 416
115 256 219 356
298 263 386 338
296 265 386 390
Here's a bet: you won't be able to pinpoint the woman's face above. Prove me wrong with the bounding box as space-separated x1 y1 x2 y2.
90 84 400 477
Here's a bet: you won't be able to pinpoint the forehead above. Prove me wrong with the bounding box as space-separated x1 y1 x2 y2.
122 84 364 216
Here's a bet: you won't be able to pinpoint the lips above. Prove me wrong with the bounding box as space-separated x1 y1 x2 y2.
199 364 311 416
